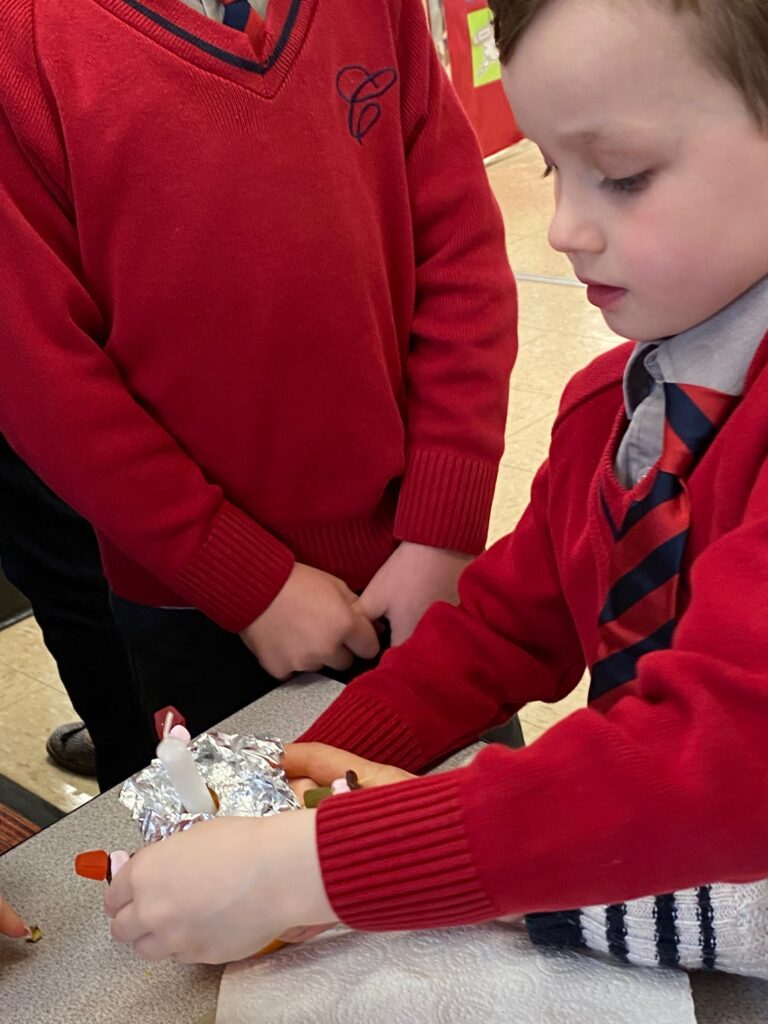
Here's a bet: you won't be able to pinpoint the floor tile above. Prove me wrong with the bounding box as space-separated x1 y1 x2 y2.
0 617 64 693
498 418 555 475
486 138 544 184
508 229 575 281
0 670 97 812
517 279 620 342
504 386 560 436
488 140 558 248
519 675 591 742
512 328 619 397
488 465 537 544
0 665 54 710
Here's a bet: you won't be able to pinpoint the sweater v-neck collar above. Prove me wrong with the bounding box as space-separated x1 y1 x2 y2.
98 0 316 94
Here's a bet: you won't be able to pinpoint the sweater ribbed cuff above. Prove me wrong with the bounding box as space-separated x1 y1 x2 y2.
296 689 425 774
394 448 497 555
173 502 294 631
317 772 496 931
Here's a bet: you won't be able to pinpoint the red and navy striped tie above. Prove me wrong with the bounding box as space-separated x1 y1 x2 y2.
590 382 737 701
527 384 736 963
221 0 265 49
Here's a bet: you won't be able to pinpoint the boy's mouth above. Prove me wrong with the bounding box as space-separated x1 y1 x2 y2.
578 277 628 310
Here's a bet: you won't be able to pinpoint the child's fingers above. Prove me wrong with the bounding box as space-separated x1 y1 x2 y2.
386 611 411 647
355 588 386 622
104 863 133 918
132 931 172 962
288 775 319 801
0 894 29 939
321 646 355 672
283 742 412 789
344 610 380 660
283 742 366 785
110 904 146 944
278 923 334 944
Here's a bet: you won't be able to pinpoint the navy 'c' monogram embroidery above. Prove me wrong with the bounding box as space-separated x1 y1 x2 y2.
336 65 398 143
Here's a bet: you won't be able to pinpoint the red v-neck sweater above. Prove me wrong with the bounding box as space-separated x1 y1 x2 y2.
0 0 516 630
301 334 768 930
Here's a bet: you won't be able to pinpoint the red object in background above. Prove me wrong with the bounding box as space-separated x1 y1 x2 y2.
442 0 522 157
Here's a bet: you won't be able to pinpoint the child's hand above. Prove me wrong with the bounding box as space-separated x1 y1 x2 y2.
0 893 29 939
357 542 473 646
105 812 337 964
277 743 415 949
240 563 380 678
283 741 416 802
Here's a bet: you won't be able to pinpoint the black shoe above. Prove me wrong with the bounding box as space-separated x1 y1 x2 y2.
45 722 97 777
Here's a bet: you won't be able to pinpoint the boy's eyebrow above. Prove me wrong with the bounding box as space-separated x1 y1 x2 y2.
559 128 604 145
557 125 655 149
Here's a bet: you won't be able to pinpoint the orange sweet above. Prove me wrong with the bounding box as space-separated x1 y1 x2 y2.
75 849 110 881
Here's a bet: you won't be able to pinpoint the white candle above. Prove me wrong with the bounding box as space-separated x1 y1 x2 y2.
156 736 217 815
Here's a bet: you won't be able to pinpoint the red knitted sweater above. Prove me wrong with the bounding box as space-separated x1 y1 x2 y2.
302 334 768 930
0 0 516 629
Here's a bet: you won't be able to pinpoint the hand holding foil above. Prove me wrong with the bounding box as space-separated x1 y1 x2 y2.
104 810 337 964
103 730 333 963
104 734 413 963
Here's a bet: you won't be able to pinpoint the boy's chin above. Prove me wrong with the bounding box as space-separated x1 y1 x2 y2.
600 305 674 344
598 307 644 342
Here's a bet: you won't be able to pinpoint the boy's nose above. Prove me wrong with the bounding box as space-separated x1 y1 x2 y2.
548 197 604 256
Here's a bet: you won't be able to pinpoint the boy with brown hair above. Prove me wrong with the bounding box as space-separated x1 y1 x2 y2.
106 0 768 977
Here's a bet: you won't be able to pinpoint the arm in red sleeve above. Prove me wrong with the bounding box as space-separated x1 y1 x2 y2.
299 461 586 769
313 470 768 932
0 31 292 631
392 0 518 555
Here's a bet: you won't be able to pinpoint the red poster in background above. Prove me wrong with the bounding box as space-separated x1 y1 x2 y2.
442 0 522 157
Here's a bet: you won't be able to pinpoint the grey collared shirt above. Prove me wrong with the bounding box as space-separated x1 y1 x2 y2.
614 275 768 488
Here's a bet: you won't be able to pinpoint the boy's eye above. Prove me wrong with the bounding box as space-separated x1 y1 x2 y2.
601 171 651 194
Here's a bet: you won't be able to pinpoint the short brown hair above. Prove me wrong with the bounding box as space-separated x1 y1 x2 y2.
487 0 768 125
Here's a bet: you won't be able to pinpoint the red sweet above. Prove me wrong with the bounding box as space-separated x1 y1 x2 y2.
75 849 110 881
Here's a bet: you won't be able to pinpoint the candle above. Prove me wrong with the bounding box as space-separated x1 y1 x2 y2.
156 736 217 815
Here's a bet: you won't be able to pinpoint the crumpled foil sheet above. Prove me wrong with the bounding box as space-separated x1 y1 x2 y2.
119 731 300 843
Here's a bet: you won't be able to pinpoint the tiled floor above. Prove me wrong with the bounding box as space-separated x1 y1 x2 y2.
0 619 99 812
0 139 619 813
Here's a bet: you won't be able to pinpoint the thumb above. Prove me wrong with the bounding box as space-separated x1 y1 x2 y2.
278 923 335 944
344 609 380 661
0 895 29 939
355 585 387 623
288 776 319 802
283 742 396 789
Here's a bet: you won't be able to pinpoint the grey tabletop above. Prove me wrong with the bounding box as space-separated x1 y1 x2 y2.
1 674 340 1024
2 674 767 1023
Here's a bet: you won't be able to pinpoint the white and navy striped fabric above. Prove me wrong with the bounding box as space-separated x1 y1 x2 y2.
526 881 768 978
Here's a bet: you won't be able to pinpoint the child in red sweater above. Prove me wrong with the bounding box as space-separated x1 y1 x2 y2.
105 0 768 979
0 0 516 759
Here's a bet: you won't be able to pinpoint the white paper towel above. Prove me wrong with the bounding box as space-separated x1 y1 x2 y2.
215 923 695 1024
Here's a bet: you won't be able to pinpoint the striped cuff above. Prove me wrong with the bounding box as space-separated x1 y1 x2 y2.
394 448 497 555
317 772 496 931
173 501 294 631
535 883 768 977
525 909 586 951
